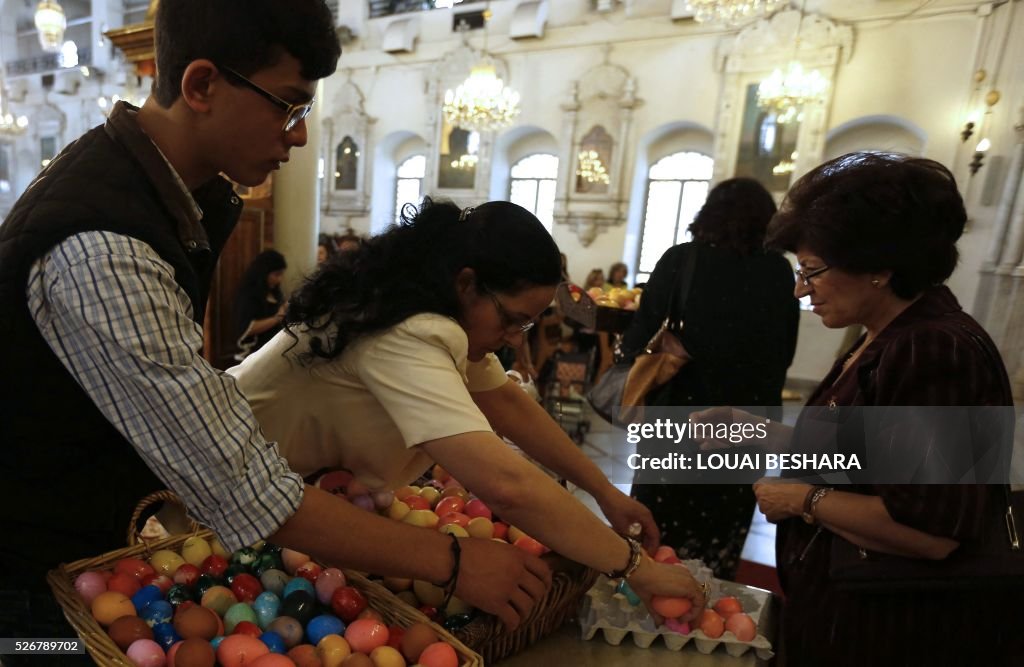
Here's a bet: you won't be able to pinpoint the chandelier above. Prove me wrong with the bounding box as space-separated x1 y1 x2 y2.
576 150 610 185
0 67 29 139
687 0 784 24
35 1 67 53
450 154 478 171
757 61 828 124
443 60 520 133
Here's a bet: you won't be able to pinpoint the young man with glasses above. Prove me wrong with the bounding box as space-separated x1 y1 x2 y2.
0 0 550 651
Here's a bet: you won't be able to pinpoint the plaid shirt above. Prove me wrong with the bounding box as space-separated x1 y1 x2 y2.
26 230 304 552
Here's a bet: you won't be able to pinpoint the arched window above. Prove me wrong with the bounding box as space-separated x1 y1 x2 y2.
635 151 714 283
334 136 359 190
395 155 426 222
509 153 558 232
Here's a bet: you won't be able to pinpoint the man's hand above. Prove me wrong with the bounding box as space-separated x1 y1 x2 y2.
455 538 553 630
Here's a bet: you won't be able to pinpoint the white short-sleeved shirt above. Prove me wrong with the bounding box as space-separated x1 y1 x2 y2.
228 313 508 489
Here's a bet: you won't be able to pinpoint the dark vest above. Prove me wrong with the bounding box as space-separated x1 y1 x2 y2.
0 105 241 583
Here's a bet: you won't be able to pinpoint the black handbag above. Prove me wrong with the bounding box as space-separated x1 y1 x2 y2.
829 486 1024 591
586 245 698 424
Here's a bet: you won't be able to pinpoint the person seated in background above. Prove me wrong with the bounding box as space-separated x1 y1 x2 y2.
605 261 629 290
230 198 708 620
317 233 337 264
234 249 288 358
335 229 364 253
584 268 606 290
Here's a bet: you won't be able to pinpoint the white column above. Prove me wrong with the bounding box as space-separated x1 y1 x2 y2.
273 80 324 295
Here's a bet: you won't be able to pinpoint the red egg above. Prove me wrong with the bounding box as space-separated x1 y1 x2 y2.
107 572 142 597
294 561 323 584
115 557 156 582
698 609 725 639
492 522 510 541
419 641 458 667
402 495 431 511
651 595 692 619
216 634 270 667
437 512 470 529
433 497 465 517
317 469 354 494
174 564 200 588
513 536 546 557
725 612 757 642
344 619 389 654
233 621 263 638
385 625 405 651
713 596 743 618
230 574 263 603
330 586 367 622
141 573 174 595
463 499 492 520
200 554 229 578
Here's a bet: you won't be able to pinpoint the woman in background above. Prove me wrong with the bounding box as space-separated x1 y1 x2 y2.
234 249 287 358
606 262 629 289
623 177 799 579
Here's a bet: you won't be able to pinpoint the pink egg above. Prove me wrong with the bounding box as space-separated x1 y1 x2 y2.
344 619 389 654
418 641 458 667
280 549 311 575
371 490 395 510
351 495 376 512
314 568 347 605
74 571 107 604
663 618 690 634
126 638 167 667
216 634 270 667
463 499 492 520
725 612 757 642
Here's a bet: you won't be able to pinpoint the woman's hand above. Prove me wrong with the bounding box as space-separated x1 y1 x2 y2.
626 557 706 625
455 538 553 630
753 478 812 523
596 487 661 554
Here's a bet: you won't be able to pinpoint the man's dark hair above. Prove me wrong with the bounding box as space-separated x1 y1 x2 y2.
153 0 342 107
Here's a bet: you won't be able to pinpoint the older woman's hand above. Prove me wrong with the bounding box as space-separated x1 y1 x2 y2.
753 478 813 523
626 556 706 625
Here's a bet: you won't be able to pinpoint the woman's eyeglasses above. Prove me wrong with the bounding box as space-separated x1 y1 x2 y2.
485 289 536 334
219 65 314 133
795 265 830 286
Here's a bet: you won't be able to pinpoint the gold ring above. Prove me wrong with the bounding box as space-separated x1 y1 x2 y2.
700 580 711 601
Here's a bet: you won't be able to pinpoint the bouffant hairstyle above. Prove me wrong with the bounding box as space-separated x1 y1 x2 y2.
688 177 777 255
765 152 965 299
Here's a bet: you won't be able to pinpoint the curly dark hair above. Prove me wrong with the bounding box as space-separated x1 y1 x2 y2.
765 152 966 299
153 0 341 108
687 177 777 255
285 197 562 360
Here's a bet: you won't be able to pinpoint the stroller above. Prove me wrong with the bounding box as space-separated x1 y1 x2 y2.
542 349 595 444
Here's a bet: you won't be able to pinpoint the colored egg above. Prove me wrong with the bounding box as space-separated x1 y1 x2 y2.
402 510 439 529
280 549 311 575
650 595 692 619
316 634 351 667
506 526 526 543
295 562 323 585
371 491 395 510
385 625 404 652
152 622 182 652
92 591 137 626
232 547 260 568
512 536 546 557
314 568 346 605
441 613 473 632
149 550 187 577
351 494 377 512
418 641 458 667
224 564 250 585
261 569 290 597
209 538 230 557
437 512 470 529
253 591 282 629
399 623 437 663
387 499 410 521
369 645 405 667
140 599 173 628
216 634 270 667
463 499 492 520
181 537 213 567
267 615 305 648
224 602 259 633
253 552 284 577
412 581 445 608
141 574 175 595
342 653 374 667
465 517 494 539
433 497 464 517
401 495 430 511
172 638 216 667
115 557 157 582
108 615 154 651
74 570 107 604
201 586 238 617
713 596 743 618
251 653 299 667
195 574 223 598
280 590 317 627
201 555 230 579
286 644 320 667
356 608 383 623
443 596 471 617
173 564 201 588
260 630 287 654
108 572 142 598
166 584 195 608
283 577 315 600
439 524 469 538
306 615 344 646
663 618 691 634
418 486 441 506
174 604 220 640
344 619 389 654
231 573 264 603
233 621 263 638
492 522 510 540
725 612 757 642
698 609 725 639
131 584 163 612
330 587 368 623
126 638 167 667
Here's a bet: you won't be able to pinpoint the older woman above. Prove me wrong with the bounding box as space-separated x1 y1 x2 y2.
719 153 1018 665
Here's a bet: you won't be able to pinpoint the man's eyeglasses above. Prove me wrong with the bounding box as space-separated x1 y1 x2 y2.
219 66 314 132
795 265 831 286
485 289 536 335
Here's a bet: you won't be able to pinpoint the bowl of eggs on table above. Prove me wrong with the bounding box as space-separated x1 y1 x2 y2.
578 546 774 659
316 466 551 632
72 534 475 667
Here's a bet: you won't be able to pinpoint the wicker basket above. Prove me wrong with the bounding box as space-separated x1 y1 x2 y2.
452 554 598 664
556 283 635 333
47 491 483 666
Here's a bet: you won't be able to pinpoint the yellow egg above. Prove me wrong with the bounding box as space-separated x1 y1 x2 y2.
369 645 405 667
250 540 266 552
381 577 411 592
412 580 446 607
402 510 439 529
465 517 493 539
149 549 186 576
317 634 351 667
444 595 472 616
393 485 418 501
387 499 410 521
91 591 136 626
439 524 469 538
418 487 441 507
181 536 212 567
209 537 229 557
507 526 526 543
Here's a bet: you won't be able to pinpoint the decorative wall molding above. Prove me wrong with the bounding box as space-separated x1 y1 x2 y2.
321 73 375 221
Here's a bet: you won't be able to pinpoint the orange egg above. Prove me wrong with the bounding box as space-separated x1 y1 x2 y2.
418 642 458 667
650 595 692 619
91 591 136 626
725 612 757 642
172 638 216 667
216 634 270 667
713 596 743 618
107 615 153 651
698 609 725 639
249 653 298 667
281 549 312 575
287 644 322 667
341 654 374 667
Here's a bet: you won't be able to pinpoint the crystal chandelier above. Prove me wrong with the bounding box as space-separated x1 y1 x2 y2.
35 1 67 53
757 61 828 124
687 0 784 24
443 60 520 133
576 150 610 185
0 67 29 139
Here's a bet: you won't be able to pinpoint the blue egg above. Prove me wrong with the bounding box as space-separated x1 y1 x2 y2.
151 622 181 652
306 614 345 645
140 599 173 627
282 576 315 599
616 580 642 606
259 631 286 654
253 591 281 630
130 585 162 613
210 636 225 651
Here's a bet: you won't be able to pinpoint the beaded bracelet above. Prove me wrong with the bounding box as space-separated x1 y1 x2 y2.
603 537 643 580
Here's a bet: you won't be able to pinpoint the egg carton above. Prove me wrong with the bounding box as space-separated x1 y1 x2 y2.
578 561 774 660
